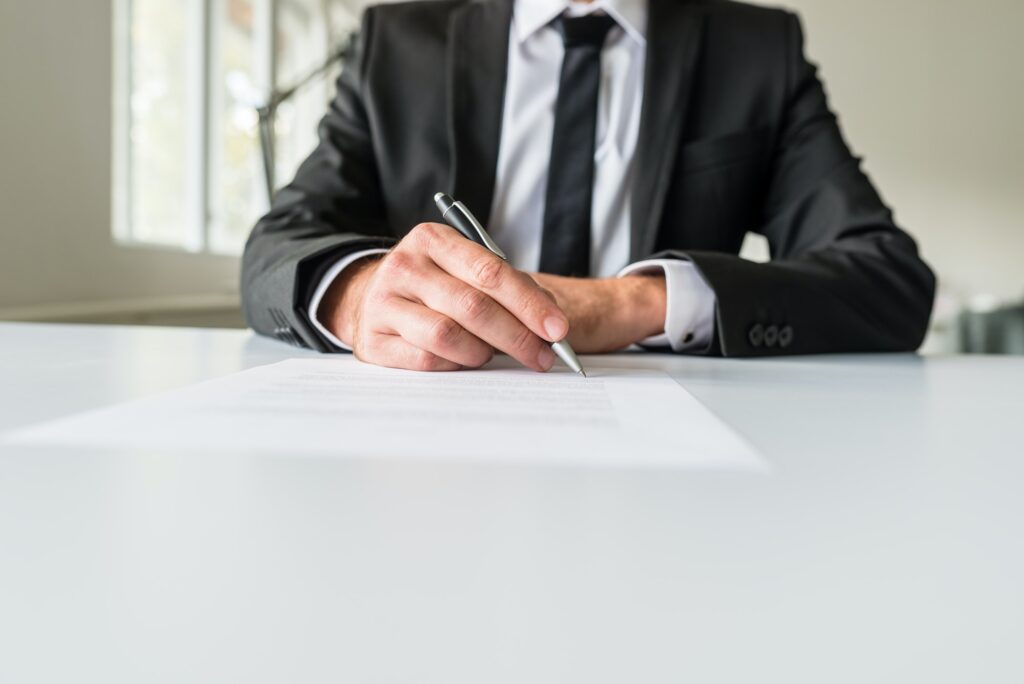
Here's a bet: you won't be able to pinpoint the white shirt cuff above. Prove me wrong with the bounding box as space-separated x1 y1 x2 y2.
308 248 389 351
618 258 716 352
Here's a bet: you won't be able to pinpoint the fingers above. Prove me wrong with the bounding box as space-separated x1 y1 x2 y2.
407 270 556 372
352 222 570 373
357 333 462 372
377 298 494 369
410 223 570 343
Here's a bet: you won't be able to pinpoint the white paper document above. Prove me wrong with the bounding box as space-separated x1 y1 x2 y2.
6 358 764 469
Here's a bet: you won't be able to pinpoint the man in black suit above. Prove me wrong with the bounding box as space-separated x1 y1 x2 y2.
242 0 936 372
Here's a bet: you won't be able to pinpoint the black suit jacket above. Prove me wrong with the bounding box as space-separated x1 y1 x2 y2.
242 0 936 356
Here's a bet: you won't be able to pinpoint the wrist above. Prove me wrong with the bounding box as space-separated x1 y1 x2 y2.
320 256 381 346
619 274 667 339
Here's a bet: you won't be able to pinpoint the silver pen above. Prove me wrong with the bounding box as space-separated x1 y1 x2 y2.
434 192 587 377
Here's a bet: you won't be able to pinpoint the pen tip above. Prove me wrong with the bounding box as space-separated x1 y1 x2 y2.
578 369 587 378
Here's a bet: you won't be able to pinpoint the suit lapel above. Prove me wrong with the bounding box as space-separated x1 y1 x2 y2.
447 0 514 224
630 0 706 260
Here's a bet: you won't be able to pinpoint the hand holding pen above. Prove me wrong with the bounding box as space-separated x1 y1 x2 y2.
434 193 586 376
320 199 583 375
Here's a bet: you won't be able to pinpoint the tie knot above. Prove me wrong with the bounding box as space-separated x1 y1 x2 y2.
554 13 618 48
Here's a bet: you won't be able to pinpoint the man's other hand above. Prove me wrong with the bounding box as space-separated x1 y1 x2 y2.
530 273 667 353
319 223 570 372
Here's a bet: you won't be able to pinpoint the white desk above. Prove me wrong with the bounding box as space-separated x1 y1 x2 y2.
1 322 1021 683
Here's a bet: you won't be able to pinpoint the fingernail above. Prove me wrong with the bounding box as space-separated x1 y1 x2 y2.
537 345 555 371
543 316 567 341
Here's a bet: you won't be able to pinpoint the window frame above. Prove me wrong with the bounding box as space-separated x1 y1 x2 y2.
112 0 281 256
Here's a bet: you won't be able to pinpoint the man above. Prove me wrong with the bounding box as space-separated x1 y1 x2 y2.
242 0 936 372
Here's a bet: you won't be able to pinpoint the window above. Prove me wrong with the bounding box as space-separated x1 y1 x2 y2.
113 0 358 255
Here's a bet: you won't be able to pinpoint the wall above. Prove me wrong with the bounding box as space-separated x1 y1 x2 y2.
0 0 1022 321
0 0 240 318
767 0 1024 304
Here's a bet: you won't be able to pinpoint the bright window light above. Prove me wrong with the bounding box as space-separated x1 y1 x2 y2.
112 0 358 256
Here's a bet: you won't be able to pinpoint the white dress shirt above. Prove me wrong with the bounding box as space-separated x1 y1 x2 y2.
310 0 716 352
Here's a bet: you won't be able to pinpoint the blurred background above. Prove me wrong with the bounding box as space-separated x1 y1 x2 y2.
1 0 1021 353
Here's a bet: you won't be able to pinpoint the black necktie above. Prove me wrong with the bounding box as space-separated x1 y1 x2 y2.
539 14 618 277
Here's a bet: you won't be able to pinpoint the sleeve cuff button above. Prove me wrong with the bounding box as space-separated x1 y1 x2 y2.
748 324 765 347
779 325 794 348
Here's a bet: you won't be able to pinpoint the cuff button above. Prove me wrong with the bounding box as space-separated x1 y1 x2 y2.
779 325 794 348
748 324 765 347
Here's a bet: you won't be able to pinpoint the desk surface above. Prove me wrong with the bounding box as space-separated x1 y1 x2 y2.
1 322 1022 683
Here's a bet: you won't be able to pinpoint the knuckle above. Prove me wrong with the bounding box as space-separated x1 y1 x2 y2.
413 349 441 372
539 287 561 309
509 326 537 356
502 286 549 329
456 288 492 322
428 317 462 349
410 222 440 249
516 291 548 322
468 346 495 369
382 250 413 277
412 222 434 236
471 255 505 289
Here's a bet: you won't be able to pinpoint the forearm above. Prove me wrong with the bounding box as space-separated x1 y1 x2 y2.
688 13 934 357
533 273 667 353
678 239 935 356
241 231 394 349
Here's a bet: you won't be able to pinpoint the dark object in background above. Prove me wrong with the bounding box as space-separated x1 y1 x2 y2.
959 304 1024 354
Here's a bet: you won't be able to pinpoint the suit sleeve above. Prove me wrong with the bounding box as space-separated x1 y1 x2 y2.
240 7 397 352
659 12 936 357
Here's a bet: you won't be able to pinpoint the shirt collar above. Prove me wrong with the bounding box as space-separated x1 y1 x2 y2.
513 0 647 46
